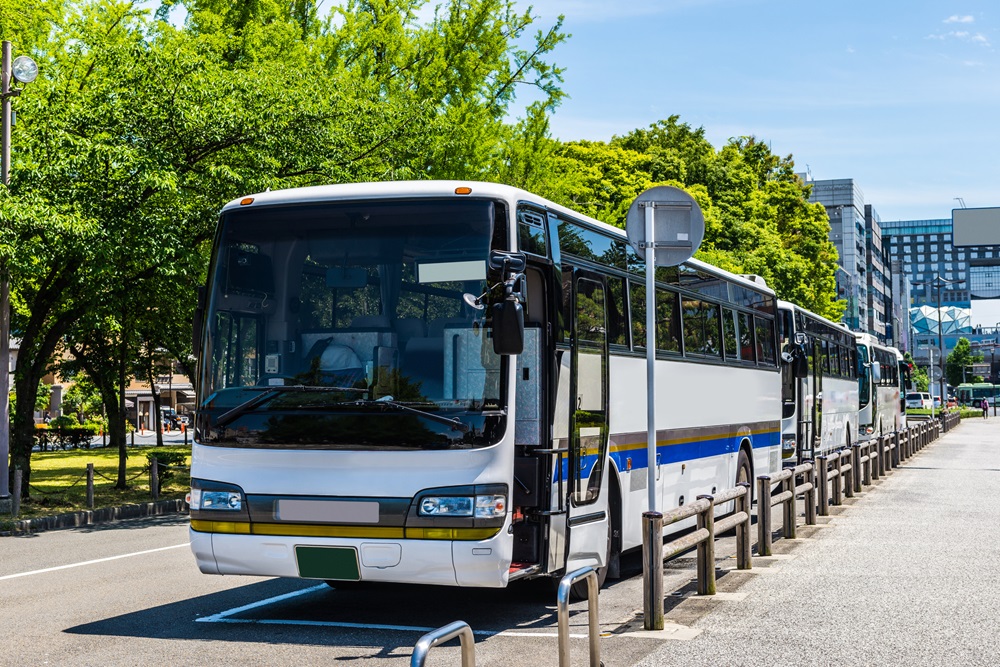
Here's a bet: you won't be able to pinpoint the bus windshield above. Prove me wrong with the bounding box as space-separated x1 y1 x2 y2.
198 197 508 450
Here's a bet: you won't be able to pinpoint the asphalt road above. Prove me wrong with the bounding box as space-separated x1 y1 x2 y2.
3 417 997 666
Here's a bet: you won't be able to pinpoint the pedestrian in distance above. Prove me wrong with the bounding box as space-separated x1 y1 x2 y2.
983 399 989 419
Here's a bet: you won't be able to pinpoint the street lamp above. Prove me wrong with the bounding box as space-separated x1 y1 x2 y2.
912 276 963 407
1 42 38 504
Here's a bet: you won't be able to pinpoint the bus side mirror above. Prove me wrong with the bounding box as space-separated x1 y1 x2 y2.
192 286 206 359
793 344 809 379
492 299 524 355
872 360 882 383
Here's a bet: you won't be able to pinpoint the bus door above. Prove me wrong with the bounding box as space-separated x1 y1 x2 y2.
807 339 823 456
564 271 611 573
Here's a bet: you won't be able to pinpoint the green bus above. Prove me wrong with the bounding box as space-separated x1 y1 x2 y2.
955 382 996 407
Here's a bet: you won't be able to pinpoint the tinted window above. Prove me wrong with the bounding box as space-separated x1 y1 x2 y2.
682 297 721 357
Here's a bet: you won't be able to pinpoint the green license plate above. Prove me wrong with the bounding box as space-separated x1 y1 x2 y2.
295 546 361 581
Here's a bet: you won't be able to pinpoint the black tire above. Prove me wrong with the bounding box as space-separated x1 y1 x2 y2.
736 448 752 500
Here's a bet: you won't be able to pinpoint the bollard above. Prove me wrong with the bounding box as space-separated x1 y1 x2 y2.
184 426 189 446
12 469 22 517
756 476 772 556
557 568 601 667
782 474 796 539
735 483 752 570
86 463 94 509
151 458 159 500
642 511 664 631
804 463 817 526
696 495 715 596
411 621 476 667
842 452 854 499
131 429 135 447
876 435 886 477
851 444 863 493
860 442 872 486
830 452 843 506
816 455 829 516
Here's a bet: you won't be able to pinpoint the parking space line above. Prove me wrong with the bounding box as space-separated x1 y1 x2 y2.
0 543 189 582
196 584 594 637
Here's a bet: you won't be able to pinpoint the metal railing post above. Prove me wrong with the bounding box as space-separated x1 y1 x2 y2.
851 443 863 493
830 452 843 505
876 435 886 477
816 455 829 516
642 512 664 631
757 476 772 556
696 495 716 596
557 567 601 667
150 457 159 500
411 621 476 667
804 462 817 526
86 463 94 509
782 474 796 539
735 482 752 570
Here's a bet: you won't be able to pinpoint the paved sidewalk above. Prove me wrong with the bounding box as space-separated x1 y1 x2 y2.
637 417 1000 667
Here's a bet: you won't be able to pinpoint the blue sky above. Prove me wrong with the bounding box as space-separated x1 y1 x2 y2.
520 0 998 224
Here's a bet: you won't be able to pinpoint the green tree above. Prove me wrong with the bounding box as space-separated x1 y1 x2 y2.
4 0 568 496
903 352 928 392
946 337 983 388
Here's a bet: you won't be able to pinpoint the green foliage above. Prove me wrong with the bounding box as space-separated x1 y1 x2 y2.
540 118 845 321
904 352 929 392
946 338 983 387
145 449 190 492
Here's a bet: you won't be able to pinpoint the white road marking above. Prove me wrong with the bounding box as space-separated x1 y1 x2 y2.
0 543 189 581
197 584 594 637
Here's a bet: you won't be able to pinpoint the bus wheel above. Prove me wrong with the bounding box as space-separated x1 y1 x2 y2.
736 449 752 500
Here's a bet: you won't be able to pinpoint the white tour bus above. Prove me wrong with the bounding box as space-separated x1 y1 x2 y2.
189 181 783 592
855 333 905 439
777 301 860 464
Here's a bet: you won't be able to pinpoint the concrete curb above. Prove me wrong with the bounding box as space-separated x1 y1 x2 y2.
3 499 188 536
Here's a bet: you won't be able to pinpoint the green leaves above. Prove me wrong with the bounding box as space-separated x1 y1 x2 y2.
543 120 845 321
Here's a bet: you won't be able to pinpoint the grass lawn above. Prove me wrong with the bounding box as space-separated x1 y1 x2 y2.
8 445 190 522
907 408 982 419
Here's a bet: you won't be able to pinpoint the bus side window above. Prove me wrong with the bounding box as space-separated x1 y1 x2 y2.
738 312 755 362
755 316 776 366
723 308 739 360
629 281 646 351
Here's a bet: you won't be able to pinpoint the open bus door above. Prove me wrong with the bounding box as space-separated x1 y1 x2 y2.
561 270 611 574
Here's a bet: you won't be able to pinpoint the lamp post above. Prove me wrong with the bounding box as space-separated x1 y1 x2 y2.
1 42 38 504
913 276 963 407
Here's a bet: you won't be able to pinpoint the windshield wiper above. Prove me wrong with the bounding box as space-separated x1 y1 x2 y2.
214 385 367 428
336 396 471 433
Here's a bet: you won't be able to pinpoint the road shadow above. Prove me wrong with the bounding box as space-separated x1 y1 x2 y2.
64 575 575 650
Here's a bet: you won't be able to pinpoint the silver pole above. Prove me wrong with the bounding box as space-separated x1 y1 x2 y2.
1 41 12 501
645 202 657 513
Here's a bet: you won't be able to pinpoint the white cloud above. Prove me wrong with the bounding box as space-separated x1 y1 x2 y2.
944 15 975 24
926 30 991 47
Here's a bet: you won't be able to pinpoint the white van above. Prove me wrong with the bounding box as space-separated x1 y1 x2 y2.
904 392 932 410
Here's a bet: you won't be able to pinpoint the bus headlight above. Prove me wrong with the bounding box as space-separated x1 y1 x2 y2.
418 494 507 519
781 435 796 458
419 496 474 516
188 479 246 511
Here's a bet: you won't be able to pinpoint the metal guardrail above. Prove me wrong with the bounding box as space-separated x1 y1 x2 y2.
557 567 601 667
757 418 949 556
756 464 814 556
411 621 476 667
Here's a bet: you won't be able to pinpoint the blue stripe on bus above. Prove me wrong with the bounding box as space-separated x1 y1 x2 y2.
556 429 780 481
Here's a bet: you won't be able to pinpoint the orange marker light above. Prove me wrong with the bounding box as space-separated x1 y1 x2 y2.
240 197 255 206
454 187 472 195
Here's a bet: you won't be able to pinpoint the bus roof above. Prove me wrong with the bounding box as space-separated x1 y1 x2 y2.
221 180 776 297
